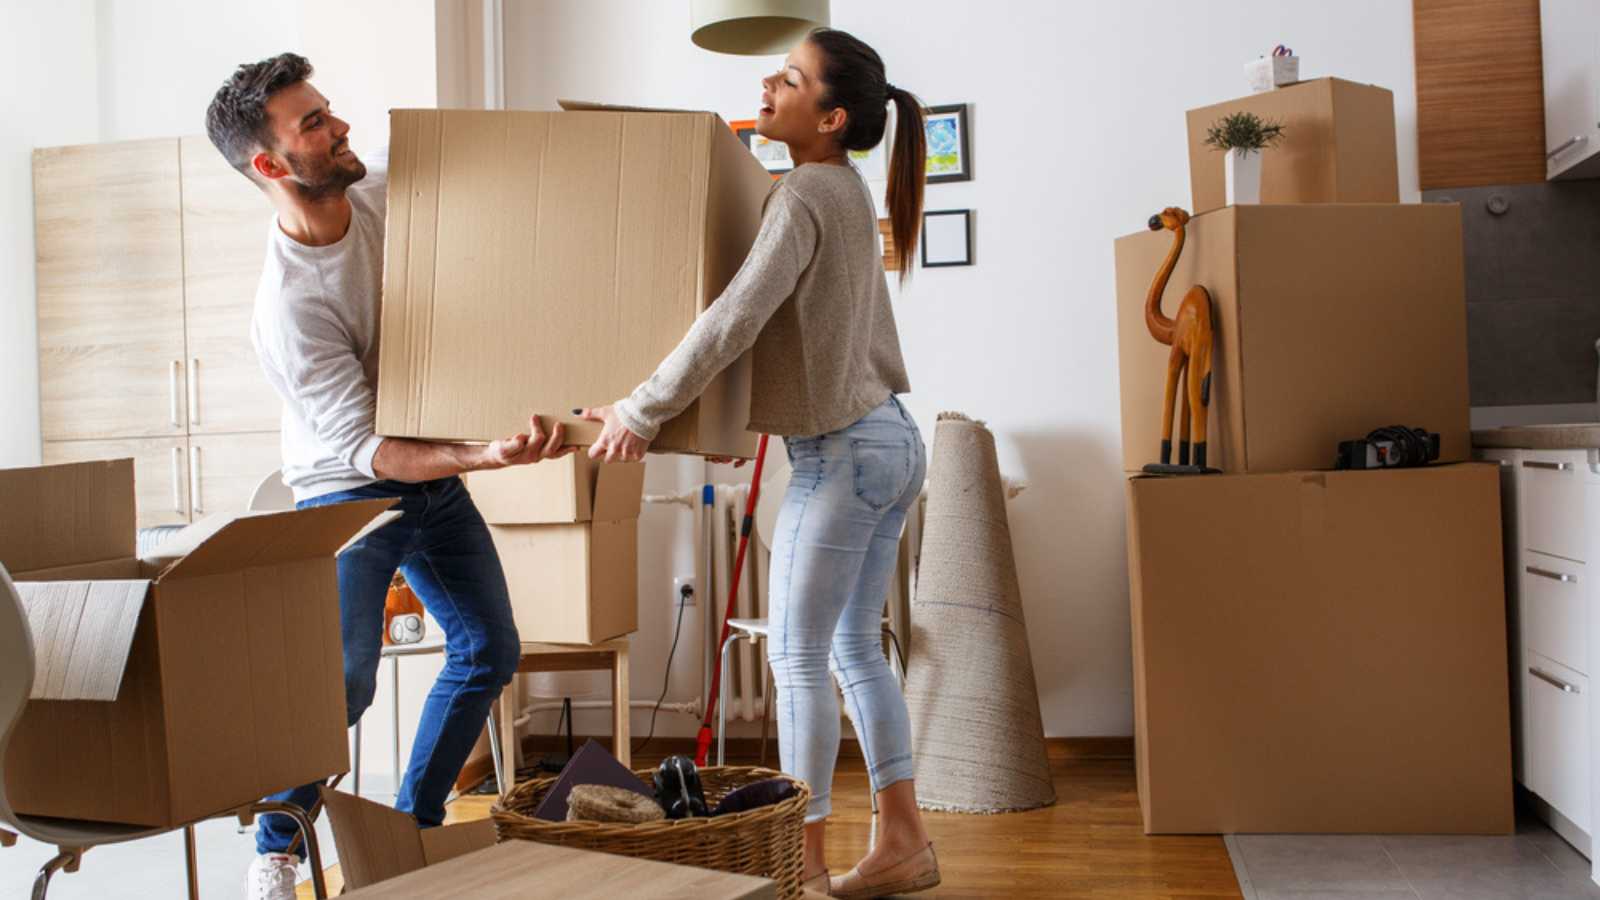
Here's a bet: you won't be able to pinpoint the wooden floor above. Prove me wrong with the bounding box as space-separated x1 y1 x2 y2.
300 745 1241 899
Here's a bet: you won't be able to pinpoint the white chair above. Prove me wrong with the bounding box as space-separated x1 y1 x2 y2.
0 563 330 898
247 468 295 513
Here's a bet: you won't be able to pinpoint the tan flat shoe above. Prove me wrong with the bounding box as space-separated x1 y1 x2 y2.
829 843 940 899
802 867 832 896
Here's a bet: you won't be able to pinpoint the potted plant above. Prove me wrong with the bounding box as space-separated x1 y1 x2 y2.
1204 111 1285 205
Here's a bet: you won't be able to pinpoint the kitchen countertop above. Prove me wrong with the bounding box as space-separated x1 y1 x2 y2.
1472 423 1600 450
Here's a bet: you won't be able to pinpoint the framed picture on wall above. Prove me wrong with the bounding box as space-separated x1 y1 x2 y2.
924 104 972 183
730 118 793 177
922 209 974 267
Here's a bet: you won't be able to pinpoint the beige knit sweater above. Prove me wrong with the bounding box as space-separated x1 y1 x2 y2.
614 162 912 440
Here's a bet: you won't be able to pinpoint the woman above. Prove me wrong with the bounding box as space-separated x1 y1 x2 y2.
581 28 939 900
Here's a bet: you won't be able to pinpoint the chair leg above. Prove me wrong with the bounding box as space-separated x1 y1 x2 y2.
353 717 363 798
183 825 200 900
487 704 504 796
31 848 80 900
717 634 736 766
759 644 773 769
252 801 328 899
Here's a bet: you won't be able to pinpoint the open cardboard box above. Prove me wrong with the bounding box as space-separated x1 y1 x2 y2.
466 455 645 644
376 101 774 459
319 786 494 890
1 459 395 827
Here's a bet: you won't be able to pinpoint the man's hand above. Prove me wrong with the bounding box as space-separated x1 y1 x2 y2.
579 405 651 463
481 416 573 470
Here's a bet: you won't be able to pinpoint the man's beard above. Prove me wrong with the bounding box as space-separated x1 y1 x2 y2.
285 145 366 201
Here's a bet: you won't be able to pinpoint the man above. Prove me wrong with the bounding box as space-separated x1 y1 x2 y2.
205 53 566 900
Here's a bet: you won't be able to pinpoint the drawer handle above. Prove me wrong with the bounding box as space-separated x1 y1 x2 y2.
1526 565 1578 584
169 360 182 428
1548 135 1588 160
1522 461 1574 471
1530 667 1581 694
171 447 183 513
187 358 200 427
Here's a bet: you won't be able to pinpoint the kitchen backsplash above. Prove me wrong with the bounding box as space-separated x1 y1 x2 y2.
1423 180 1600 408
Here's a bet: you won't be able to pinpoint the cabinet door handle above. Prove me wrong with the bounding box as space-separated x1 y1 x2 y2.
187 358 200 427
1522 460 1573 471
1526 565 1578 584
1548 135 1588 160
169 360 182 427
189 446 202 516
171 446 183 513
1530 667 1581 694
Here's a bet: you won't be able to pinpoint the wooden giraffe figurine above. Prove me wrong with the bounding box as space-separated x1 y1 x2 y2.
1145 207 1215 469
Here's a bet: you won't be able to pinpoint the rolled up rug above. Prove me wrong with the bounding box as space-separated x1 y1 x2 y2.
904 412 1055 814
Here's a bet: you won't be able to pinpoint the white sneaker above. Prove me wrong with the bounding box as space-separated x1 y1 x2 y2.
247 852 300 900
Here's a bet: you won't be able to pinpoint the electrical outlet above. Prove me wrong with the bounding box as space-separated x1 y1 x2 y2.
673 576 696 607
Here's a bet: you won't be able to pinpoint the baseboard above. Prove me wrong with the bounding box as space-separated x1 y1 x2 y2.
454 734 1134 792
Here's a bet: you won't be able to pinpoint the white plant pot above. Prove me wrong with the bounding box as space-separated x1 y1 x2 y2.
1225 149 1262 205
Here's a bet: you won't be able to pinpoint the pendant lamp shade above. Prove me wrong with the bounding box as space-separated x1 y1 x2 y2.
690 0 830 56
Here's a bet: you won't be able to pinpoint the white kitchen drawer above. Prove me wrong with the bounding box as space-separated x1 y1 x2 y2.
1520 450 1589 563
1522 552 1588 675
1525 652 1591 832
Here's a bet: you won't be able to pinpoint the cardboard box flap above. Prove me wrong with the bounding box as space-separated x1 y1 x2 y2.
17 580 149 701
0 459 136 575
557 99 703 115
593 462 647 521
147 498 398 581
319 787 430 890
418 819 495 864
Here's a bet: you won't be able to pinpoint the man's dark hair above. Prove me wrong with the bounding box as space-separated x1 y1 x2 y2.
205 53 313 177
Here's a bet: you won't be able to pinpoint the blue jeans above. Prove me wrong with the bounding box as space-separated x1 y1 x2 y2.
256 476 520 856
768 395 927 822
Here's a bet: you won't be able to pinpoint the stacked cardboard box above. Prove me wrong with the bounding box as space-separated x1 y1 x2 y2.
375 103 774 460
0 460 392 827
464 455 645 645
1114 81 1513 834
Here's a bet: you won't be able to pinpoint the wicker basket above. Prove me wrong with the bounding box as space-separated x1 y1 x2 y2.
492 766 808 899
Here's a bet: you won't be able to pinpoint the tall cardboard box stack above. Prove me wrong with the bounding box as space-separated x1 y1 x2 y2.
0 460 392 827
1115 80 1512 834
465 455 645 645
375 103 774 459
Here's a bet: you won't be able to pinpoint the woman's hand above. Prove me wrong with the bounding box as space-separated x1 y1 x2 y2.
705 456 749 468
579 405 652 463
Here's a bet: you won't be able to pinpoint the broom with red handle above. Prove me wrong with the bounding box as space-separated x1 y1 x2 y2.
694 433 771 766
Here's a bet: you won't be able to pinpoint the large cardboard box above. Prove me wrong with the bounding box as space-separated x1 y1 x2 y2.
1126 463 1514 834
319 786 496 891
465 456 644 644
1114 203 1470 474
376 103 773 459
0 460 392 827
1186 78 1399 213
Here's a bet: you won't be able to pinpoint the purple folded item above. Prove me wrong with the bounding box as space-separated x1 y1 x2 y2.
711 777 798 816
532 739 654 822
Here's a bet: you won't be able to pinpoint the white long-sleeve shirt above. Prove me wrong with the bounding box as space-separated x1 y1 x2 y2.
250 150 389 503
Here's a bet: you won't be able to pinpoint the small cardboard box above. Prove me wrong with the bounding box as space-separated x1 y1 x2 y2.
319 786 495 891
466 456 645 644
1126 463 1514 834
0 459 393 828
1113 203 1470 474
1187 78 1399 213
376 102 774 459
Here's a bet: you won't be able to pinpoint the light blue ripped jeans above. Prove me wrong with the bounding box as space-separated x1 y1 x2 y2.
767 394 927 822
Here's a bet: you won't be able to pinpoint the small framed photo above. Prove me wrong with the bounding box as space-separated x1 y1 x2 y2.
730 118 792 177
924 104 971 183
921 209 974 268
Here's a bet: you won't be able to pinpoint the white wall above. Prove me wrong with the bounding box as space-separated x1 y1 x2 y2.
502 0 1422 738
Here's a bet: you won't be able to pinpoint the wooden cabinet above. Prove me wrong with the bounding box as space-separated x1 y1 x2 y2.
1526 652 1592 833
178 136 279 435
34 136 283 528
33 139 189 441
1541 0 1600 179
42 437 190 528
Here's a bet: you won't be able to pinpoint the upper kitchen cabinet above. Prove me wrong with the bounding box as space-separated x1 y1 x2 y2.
1542 0 1600 179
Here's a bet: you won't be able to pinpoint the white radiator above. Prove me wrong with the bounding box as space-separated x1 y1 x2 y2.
708 483 770 723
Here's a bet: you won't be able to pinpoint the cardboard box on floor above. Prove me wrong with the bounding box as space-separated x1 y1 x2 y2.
465 455 645 644
322 787 777 898
1114 203 1470 474
1186 78 1399 213
1126 463 1514 834
0 459 394 828
376 101 774 459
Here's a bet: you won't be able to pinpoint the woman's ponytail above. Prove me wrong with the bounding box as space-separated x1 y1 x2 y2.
885 85 926 284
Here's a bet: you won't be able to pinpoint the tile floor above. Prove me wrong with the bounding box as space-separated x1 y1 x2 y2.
1227 809 1600 900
